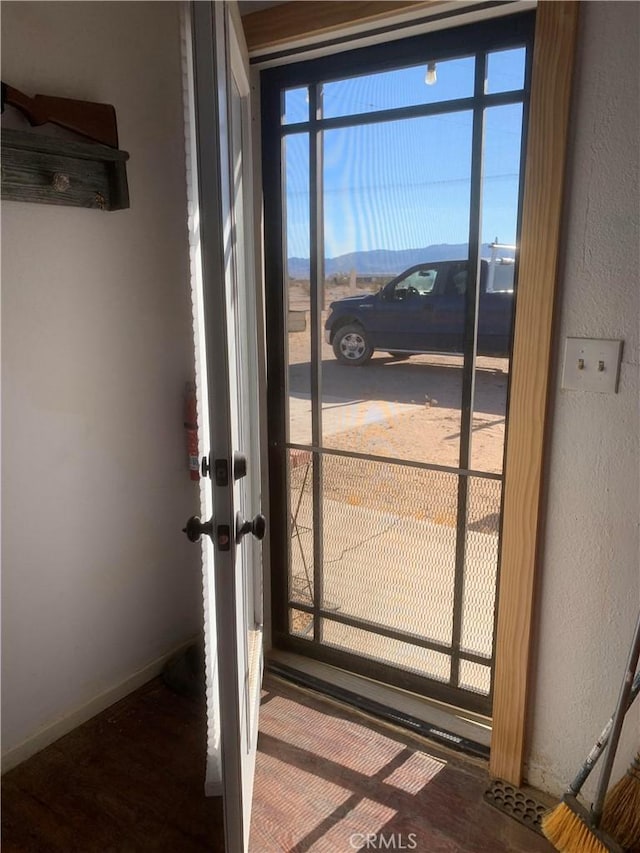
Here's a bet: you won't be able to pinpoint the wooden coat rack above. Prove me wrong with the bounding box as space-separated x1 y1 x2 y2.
1 84 130 211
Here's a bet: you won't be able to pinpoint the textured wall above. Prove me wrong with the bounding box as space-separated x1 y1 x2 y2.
1 2 202 757
527 1 640 797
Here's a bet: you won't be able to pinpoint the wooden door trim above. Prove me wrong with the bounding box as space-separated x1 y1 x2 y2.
489 0 579 784
242 1 445 53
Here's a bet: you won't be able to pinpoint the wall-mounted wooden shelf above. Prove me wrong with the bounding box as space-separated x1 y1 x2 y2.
1 128 129 211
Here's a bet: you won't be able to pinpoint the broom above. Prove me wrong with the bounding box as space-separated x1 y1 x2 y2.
542 611 640 853
541 674 639 853
601 751 640 851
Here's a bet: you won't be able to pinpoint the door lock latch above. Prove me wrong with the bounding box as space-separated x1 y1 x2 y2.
217 524 231 551
214 458 228 486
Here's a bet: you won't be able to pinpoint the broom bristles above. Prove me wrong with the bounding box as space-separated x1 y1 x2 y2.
601 753 640 851
542 801 609 853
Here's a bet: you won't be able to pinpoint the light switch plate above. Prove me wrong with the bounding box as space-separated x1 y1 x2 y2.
561 337 623 393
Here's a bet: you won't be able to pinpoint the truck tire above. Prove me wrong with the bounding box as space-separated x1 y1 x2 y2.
332 324 373 366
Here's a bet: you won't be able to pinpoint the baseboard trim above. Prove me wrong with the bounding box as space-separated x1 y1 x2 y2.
1 636 199 774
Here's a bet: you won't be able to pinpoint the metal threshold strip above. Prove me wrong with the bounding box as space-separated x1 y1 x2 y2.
267 652 491 760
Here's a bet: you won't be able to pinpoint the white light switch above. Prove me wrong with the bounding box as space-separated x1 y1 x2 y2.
562 338 623 393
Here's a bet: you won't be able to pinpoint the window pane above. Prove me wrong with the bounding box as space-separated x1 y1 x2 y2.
323 112 473 270
481 103 524 240
323 619 452 683
460 475 502 661
486 47 526 94
288 449 314 607
283 87 308 124
322 56 475 119
469 102 524 474
458 660 491 695
321 456 460 646
284 133 311 446
321 112 474 461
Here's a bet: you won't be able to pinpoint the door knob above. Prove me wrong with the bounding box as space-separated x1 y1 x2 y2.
236 511 266 543
182 515 214 542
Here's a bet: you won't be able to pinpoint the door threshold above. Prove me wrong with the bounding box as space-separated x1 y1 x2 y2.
266 650 491 759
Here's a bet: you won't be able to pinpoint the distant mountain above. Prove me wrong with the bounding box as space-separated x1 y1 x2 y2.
288 243 515 278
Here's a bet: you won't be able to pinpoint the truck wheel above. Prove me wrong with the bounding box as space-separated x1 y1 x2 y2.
333 324 373 366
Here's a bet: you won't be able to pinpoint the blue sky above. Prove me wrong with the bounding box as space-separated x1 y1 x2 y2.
284 48 526 260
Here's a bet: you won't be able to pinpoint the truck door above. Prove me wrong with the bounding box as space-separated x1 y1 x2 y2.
429 260 467 353
371 262 448 352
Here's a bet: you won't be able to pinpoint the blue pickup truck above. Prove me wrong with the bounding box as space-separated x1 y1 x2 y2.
324 257 515 365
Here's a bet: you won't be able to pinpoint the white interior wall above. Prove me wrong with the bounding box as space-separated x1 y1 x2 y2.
1 1 202 762
527 0 639 798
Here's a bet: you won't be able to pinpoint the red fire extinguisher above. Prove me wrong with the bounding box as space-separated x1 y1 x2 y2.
184 381 200 482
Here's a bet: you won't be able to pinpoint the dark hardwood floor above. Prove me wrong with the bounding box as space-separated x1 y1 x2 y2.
2 673 552 852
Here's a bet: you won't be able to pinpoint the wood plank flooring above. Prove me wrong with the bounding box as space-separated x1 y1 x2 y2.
2 672 553 852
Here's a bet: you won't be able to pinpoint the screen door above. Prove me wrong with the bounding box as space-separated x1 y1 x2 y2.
262 13 534 717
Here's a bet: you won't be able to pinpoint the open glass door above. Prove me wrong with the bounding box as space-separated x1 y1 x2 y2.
183 2 263 851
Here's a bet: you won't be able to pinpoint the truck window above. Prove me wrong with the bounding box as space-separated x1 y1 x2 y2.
446 262 469 296
387 267 440 300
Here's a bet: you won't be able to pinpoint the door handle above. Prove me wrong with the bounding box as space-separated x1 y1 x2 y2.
182 515 214 542
236 511 266 543
183 516 232 551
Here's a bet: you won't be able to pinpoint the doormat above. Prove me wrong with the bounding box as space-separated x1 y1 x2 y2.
483 778 548 836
